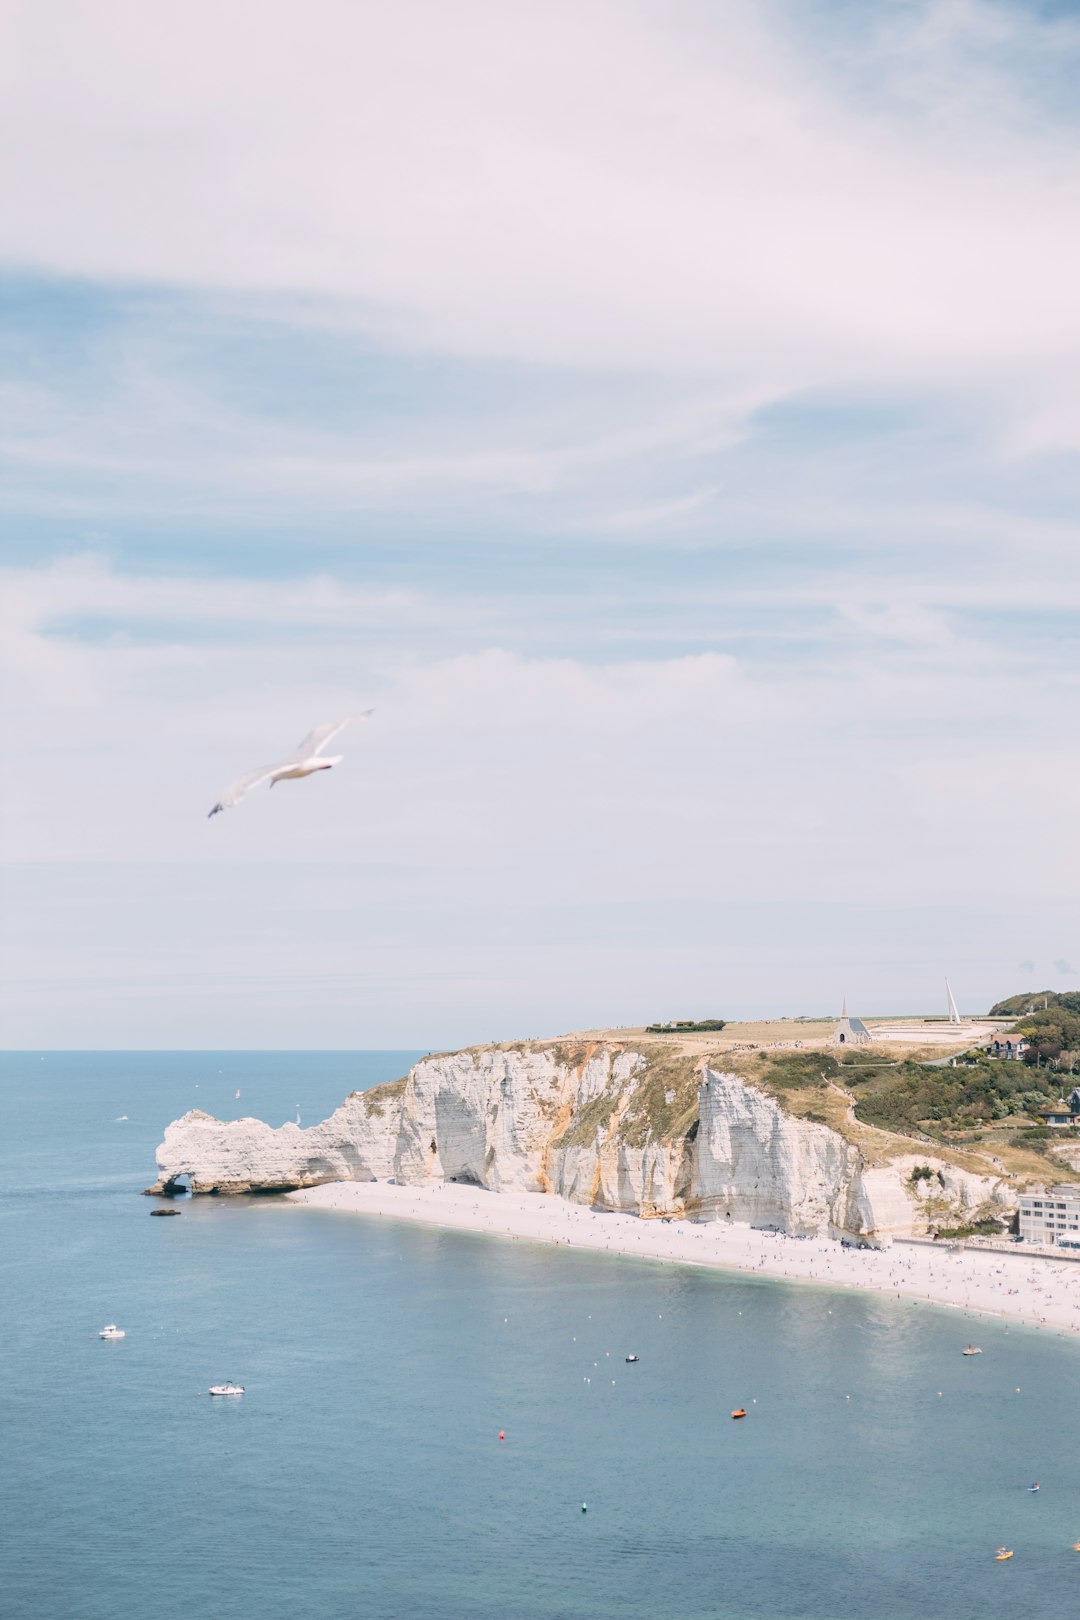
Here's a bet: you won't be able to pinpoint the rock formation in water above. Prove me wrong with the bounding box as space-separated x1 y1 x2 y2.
149 1042 1010 1241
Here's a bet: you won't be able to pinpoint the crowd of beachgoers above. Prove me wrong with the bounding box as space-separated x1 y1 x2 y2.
290 1181 1080 1339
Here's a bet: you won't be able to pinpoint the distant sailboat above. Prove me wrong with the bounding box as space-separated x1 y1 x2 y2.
235 1089 241 1099
295 1105 301 1126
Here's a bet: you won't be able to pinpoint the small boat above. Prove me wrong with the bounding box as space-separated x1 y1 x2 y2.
730 1408 747 1419
962 1344 982 1356
994 1548 1013 1561
99 1324 125 1339
625 1354 639 1363
150 1208 181 1217
208 1383 245 1397
1028 1483 1039 1493
1072 1542 1080 1552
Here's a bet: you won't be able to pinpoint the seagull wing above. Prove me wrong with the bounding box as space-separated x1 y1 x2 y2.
207 761 284 818
207 711 374 817
290 709 374 760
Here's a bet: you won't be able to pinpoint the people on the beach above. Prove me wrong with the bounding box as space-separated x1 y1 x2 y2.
292 1181 1080 1336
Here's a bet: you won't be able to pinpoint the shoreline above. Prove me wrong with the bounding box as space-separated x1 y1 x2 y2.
289 1181 1080 1341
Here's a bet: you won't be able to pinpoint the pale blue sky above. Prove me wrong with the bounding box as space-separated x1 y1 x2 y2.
2 0 1077 1046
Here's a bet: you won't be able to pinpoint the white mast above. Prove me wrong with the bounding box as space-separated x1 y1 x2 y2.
945 978 962 1025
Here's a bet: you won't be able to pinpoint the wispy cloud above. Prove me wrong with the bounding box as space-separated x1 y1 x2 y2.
2 2 1079 1043
3 2 1080 427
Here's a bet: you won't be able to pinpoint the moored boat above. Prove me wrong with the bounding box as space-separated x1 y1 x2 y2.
208 1383 245 1396
99 1324 125 1339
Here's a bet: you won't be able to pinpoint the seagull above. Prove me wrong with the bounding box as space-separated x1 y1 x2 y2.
208 712 373 817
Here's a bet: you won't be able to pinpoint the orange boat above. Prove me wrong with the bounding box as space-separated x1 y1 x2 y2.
731 1408 747 1419
994 1548 1013 1562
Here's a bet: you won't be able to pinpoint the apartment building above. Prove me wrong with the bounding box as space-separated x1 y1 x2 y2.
1018 1185 1080 1248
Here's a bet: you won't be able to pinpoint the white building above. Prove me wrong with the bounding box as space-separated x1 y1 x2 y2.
833 998 872 1046
987 1033 1029 1060
1018 1185 1080 1248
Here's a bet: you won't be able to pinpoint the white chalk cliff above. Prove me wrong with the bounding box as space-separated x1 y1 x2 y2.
151 1043 1011 1241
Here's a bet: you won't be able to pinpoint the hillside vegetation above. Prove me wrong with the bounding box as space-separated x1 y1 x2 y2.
989 989 1080 1017
732 1049 1069 1143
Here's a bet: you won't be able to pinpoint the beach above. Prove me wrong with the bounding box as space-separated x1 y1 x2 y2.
291 1180 1080 1340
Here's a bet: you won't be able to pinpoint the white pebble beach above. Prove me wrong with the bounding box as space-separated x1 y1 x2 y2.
290 1180 1080 1339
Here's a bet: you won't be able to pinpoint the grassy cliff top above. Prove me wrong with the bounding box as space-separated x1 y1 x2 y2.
421 1027 1078 1187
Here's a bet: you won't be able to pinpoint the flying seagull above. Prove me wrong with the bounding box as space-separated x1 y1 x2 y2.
208 712 373 818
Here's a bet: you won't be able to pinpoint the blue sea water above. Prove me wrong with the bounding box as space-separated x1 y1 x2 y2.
1 1052 1078 1620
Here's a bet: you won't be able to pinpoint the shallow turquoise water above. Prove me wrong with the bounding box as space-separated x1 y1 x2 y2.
1 1052 1078 1620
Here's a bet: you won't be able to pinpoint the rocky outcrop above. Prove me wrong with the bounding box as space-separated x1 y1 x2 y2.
147 1091 402 1195
150 1045 1014 1240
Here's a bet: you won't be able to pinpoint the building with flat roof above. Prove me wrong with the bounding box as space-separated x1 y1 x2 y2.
1036 1095 1080 1127
1018 1185 1080 1248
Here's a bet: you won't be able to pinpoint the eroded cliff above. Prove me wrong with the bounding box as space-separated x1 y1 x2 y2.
150 1042 1011 1240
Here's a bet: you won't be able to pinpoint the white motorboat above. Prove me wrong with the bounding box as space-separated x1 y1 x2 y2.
625 1354 639 1363
99 1324 125 1339
962 1344 982 1356
208 1383 245 1396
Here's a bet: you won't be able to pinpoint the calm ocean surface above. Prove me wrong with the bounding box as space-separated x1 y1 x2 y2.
1 1051 1078 1620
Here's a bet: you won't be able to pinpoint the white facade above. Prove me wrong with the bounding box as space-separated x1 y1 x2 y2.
833 998 872 1046
1018 1185 1080 1248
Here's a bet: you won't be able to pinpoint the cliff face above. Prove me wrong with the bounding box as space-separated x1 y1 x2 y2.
151 1045 1010 1240
152 1089 402 1194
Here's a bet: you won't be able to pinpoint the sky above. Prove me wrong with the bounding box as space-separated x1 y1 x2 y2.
1 0 1078 1049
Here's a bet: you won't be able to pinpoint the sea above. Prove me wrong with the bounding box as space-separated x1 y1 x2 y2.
2 1051 1078 1620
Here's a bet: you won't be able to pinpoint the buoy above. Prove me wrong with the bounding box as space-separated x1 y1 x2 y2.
581 1502 587 1513
499 1431 505 1441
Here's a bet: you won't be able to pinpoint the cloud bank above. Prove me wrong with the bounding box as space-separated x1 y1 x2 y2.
1 1 1077 1043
